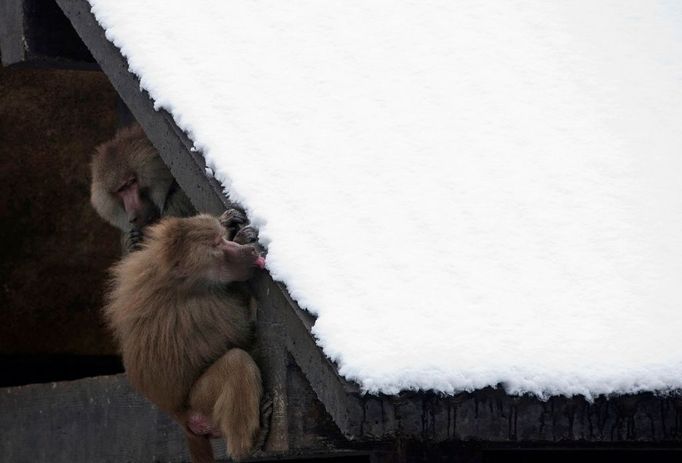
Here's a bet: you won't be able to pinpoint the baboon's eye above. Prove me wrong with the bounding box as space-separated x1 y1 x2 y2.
116 176 137 193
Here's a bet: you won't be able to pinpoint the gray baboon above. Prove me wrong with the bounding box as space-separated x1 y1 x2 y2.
90 124 195 251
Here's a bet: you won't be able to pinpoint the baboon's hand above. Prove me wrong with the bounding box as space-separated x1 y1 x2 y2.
126 228 144 252
220 208 249 241
219 208 248 229
233 225 259 246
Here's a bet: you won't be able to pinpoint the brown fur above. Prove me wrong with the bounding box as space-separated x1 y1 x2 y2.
105 214 263 462
189 349 262 460
90 124 195 250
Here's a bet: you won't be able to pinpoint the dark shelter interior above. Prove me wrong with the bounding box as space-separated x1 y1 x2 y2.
0 64 123 386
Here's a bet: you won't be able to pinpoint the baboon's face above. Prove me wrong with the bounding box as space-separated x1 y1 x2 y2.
185 217 265 283
90 126 172 232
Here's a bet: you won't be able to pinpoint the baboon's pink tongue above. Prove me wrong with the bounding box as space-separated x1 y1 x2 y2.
255 256 266 269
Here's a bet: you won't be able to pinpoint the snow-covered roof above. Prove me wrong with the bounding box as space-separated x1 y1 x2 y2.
89 0 682 398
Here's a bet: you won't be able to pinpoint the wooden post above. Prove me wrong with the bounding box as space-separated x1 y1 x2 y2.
251 273 289 453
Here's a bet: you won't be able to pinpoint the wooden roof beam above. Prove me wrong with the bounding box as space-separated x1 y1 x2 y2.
0 0 96 69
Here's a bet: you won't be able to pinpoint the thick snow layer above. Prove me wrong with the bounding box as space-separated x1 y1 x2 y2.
89 0 682 398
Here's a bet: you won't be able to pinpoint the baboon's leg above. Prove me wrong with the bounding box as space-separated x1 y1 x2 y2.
174 411 215 463
189 348 262 462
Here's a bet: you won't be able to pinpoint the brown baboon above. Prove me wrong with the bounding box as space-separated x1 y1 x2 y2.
90 123 196 251
104 213 266 462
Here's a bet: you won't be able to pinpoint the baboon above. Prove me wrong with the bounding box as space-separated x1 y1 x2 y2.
105 212 266 462
90 123 196 251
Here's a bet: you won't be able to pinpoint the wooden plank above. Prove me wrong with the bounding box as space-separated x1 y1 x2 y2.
0 0 97 69
0 0 25 65
362 389 682 443
251 273 364 441
257 277 364 438
0 376 365 462
0 375 203 462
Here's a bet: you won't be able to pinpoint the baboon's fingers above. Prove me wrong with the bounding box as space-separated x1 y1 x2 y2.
219 208 248 230
128 228 144 250
233 225 259 246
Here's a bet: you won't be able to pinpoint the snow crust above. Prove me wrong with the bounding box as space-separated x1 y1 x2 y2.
89 0 682 398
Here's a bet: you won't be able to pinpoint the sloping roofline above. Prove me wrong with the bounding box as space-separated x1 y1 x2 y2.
51 0 682 448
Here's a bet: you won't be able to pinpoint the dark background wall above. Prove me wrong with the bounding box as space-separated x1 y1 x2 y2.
0 65 123 385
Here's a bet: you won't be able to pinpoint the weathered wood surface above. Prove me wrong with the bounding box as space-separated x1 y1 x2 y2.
360 390 682 443
0 0 24 65
0 0 95 68
53 0 682 449
0 370 358 462
0 375 212 462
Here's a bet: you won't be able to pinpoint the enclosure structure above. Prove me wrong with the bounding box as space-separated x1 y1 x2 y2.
1 1 682 462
